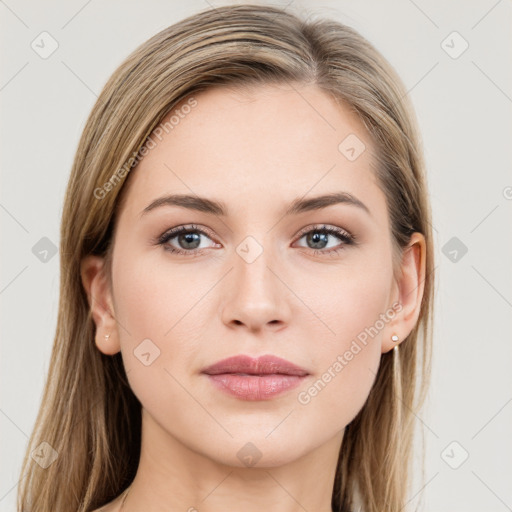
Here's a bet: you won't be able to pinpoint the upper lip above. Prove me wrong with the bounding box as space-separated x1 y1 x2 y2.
201 354 309 377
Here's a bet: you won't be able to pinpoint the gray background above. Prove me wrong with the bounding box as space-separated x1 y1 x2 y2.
1 1 511 511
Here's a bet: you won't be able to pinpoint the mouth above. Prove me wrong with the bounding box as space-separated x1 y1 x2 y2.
201 354 310 401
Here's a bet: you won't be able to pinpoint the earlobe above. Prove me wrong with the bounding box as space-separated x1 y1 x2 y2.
382 232 426 354
80 255 121 355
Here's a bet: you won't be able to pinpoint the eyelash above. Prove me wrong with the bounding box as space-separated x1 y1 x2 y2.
155 223 356 258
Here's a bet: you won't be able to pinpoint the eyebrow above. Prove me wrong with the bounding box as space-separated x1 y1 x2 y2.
140 191 371 218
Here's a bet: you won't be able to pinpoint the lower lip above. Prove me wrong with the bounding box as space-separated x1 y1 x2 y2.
205 373 307 400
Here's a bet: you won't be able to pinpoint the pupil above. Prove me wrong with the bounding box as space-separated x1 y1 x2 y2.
177 230 331 251
308 231 328 249
180 232 200 249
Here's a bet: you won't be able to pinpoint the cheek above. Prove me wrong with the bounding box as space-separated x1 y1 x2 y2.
113 261 171 340
111 248 209 390
302 253 393 349
293 256 392 426
112 247 206 342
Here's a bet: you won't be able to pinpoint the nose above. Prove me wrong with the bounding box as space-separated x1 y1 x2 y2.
220 242 291 333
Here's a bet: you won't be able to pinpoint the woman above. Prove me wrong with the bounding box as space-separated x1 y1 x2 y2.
17 4 435 512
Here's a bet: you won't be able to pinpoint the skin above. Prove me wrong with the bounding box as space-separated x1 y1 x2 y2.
82 82 426 512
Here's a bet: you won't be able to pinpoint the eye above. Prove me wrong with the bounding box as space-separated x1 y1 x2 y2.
155 223 356 258
156 224 218 257
293 224 356 256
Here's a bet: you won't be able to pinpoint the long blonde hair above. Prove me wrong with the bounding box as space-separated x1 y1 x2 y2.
17 4 435 511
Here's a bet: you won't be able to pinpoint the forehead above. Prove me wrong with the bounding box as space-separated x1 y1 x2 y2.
117 83 385 223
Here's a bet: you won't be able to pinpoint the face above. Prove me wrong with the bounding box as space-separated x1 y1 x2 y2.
107 83 402 467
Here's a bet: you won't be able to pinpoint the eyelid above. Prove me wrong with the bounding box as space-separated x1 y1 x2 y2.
157 223 218 244
157 223 354 244
155 222 356 257
294 223 353 241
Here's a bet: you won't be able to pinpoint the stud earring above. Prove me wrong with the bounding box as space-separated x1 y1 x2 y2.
391 334 399 342
104 333 111 341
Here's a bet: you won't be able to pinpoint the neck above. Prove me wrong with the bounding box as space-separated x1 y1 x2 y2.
121 408 342 512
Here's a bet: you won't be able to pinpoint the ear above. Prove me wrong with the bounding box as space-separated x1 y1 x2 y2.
382 232 426 354
80 254 120 355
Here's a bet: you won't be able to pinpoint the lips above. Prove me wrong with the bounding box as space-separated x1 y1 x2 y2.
201 354 309 401
201 354 309 377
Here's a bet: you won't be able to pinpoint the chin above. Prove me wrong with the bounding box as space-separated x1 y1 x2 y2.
203 434 310 469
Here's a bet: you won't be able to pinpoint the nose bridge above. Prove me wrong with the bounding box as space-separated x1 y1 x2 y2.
221 230 290 330
233 231 278 298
